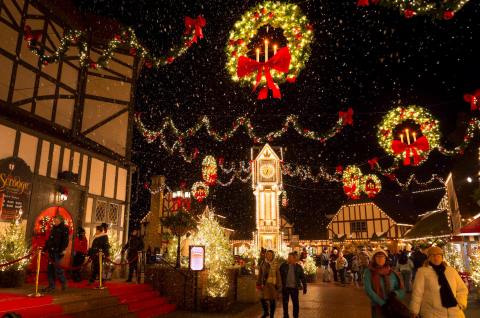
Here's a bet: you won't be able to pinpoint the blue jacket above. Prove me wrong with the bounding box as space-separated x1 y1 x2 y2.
363 268 405 306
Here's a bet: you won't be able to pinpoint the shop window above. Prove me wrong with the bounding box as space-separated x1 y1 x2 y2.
350 221 367 233
95 200 108 223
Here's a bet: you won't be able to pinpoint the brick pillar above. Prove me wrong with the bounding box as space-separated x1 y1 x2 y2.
144 175 165 252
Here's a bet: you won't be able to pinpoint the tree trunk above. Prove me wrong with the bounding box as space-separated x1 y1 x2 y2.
176 235 181 268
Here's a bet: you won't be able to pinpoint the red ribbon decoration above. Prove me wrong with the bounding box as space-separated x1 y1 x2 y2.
464 89 480 111
343 184 358 199
23 25 42 43
391 135 430 166
368 157 379 170
339 108 354 126
184 15 206 44
237 47 291 100
357 0 380 6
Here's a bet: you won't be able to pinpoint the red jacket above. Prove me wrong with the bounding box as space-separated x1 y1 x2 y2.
74 237 88 254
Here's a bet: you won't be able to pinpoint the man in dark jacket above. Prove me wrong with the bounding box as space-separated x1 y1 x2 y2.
88 225 109 284
279 252 307 318
43 215 69 293
122 229 144 282
411 247 427 280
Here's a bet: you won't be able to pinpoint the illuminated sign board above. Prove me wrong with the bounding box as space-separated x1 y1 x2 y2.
189 246 205 271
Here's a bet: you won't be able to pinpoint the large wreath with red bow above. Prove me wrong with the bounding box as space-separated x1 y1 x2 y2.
378 106 440 166
226 1 313 100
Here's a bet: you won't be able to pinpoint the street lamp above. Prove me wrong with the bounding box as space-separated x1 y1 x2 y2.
467 177 473 183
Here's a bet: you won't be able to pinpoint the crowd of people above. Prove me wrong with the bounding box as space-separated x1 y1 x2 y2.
255 245 469 318
40 216 144 293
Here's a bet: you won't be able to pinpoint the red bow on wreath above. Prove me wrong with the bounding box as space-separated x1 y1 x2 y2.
391 135 430 166
184 15 206 44
237 46 291 100
368 157 379 170
339 108 354 126
464 89 480 111
23 25 42 43
343 184 359 200
356 0 380 6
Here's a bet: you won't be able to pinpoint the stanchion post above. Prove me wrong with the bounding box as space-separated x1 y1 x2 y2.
95 251 106 290
28 248 44 297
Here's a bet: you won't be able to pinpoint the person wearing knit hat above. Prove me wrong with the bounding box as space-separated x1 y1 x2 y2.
363 248 405 318
410 245 468 318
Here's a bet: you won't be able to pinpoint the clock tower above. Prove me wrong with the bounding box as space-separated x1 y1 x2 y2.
251 144 283 251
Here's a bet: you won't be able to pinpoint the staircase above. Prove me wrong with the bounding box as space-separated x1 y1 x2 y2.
0 282 176 318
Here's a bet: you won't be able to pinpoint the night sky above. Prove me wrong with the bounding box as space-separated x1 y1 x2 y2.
77 1 480 238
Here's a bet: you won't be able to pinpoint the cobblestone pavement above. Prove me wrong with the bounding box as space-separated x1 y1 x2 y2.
164 281 480 318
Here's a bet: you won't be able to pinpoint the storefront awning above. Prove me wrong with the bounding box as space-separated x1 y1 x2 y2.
403 209 452 241
459 217 480 236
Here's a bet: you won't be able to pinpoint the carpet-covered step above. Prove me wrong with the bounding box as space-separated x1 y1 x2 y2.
135 303 176 318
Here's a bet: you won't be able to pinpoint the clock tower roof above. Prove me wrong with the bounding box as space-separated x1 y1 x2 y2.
252 144 283 161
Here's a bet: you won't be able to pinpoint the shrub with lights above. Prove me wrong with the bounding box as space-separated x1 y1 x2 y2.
226 1 313 99
378 105 440 166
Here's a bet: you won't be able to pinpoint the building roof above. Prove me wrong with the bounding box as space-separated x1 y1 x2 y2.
403 209 452 240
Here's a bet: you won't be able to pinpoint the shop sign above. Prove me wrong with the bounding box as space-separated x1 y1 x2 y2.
189 245 205 271
0 157 33 221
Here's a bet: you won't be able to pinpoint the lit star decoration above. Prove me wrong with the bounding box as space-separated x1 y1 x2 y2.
378 105 440 166
357 0 470 20
191 181 209 202
135 111 349 161
202 155 218 186
226 1 313 97
23 15 205 69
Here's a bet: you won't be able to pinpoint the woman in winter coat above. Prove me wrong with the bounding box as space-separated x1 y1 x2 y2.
363 248 405 318
410 246 468 318
257 250 282 318
336 252 348 285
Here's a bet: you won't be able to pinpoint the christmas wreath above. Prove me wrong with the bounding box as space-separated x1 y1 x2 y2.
360 174 382 198
191 181 209 202
226 1 313 99
342 165 363 199
357 0 470 20
202 155 218 186
378 106 440 166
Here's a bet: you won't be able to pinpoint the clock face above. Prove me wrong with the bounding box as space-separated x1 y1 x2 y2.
260 163 275 179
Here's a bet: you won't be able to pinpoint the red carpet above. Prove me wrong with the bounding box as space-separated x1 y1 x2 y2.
0 293 65 318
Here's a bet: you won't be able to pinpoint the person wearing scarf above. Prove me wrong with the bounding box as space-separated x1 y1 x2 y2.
364 248 405 318
257 250 281 318
410 246 468 318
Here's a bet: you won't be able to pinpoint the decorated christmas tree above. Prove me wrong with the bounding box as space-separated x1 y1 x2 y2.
303 255 317 276
0 221 29 272
191 209 233 297
444 243 465 273
470 247 480 287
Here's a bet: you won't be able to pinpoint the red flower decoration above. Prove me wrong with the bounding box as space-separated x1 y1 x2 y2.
464 89 480 111
167 56 175 64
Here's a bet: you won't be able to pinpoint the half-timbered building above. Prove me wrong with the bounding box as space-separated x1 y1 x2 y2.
0 0 140 266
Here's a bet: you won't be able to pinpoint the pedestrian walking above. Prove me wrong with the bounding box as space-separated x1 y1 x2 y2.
42 215 69 293
320 247 331 282
257 250 281 318
395 251 414 293
351 253 360 282
72 227 88 282
410 246 468 318
336 251 348 285
122 229 144 282
279 252 307 318
411 247 427 281
363 248 405 318
359 247 370 283
88 225 109 284
330 248 339 282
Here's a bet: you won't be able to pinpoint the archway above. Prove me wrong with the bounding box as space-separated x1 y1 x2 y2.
30 206 75 273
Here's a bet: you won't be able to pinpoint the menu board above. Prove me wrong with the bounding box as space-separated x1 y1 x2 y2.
0 157 32 221
189 246 205 271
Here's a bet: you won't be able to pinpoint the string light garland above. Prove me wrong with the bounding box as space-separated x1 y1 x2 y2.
281 190 288 207
281 162 341 183
216 173 251 187
202 155 218 186
226 1 313 99
437 117 480 156
135 111 349 155
378 105 440 167
357 0 470 20
23 15 205 69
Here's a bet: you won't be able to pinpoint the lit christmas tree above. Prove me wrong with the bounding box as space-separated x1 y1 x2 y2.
0 221 29 272
470 247 480 287
303 255 317 276
191 210 233 297
444 243 465 273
